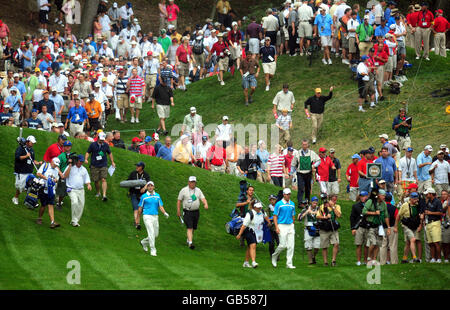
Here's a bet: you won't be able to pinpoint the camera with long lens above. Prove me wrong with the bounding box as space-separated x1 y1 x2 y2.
17 137 26 147
68 153 79 165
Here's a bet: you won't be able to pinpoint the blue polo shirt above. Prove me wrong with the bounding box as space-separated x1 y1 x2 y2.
67 106 88 124
259 45 276 63
156 145 174 161
27 117 43 129
417 151 432 181
5 95 22 112
49 94 65 115
87 141 111 168
138 192 163 215
314 13 333 36
374 25 389 37
14 81 27 96
0 112 12 123
274 199 295 224
375 156 397 183
39 60 51 72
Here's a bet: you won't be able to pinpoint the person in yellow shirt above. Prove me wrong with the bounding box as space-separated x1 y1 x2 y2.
172 134 195 164
85 94 103 134
216 0 232 28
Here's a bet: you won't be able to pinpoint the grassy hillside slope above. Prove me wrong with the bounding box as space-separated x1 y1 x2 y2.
0 127 449 290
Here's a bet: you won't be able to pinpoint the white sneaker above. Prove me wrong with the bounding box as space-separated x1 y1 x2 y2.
12 197 18 205
140 240 148 252
217 74 221 81
425 57 430 61
430 258 436 263
299 53 304 56
220 81 225 86
444 259 449 263
252 261 259 268
335 53 340 58
370 103 377 108
243 261 251 268
342 59 350 65
386 261 391 265
328 58 332 65
416 56 420 60
135 118 140 123
356 261 361 266
312 139 316 144
271 254 278 267
150 249 157 256
359 107 366 112
130 117 135 123
322 58 327 65
436 259 442 263
265 85 270 91
286 264 296 269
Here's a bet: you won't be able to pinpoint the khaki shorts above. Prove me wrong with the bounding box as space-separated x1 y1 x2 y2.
262 62 276 75
418 179 432 193
376 65 385 85
348 37 357 53
304 229 321 250
156 104 170 119
193 54 205 68
218 57 229 72
178 62 190 77
320 230 339 248
402 224 420 242
442 226 450 244
211 164 226 173
385 55 394 72
145 74 157 92
367 227 383 247
117 94 129 109
129 95 143 109
90 166 108 182
354 227 369 246
298 22 312 38
349 187 359 201
327 181 339 196
425 220 441 243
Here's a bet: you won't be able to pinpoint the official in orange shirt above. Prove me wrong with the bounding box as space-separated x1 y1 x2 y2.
85 94 103 134
433 9 449 57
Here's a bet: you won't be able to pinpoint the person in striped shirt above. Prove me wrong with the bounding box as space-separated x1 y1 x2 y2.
114 69 129 123
126 68 146 123
275 109 292 149
267 144 288 187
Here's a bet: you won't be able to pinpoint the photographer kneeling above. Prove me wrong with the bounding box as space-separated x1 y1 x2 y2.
64 155 92 227
36 157 62 228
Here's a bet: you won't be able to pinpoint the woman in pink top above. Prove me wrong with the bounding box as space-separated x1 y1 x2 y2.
166 0 180 28
93 16 102 41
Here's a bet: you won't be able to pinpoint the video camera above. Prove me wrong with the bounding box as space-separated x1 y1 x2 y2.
17 137 26 147
68 152 79 165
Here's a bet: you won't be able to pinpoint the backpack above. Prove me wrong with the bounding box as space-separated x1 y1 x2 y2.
226 215 244 236
192 38 204 55
390 82 401 95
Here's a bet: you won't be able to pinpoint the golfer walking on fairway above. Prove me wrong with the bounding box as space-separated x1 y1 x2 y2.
271 188 296 269
139 181 169 257
177 176 208 249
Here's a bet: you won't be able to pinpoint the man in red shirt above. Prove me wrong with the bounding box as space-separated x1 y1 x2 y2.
127 68 145 124
207 33 229 86
284 147 295 189
373 40 389 100
227 22 242 74
176 36 194 91
357 149 375 193
346 154 361 201
315 147 335 196
0 20 10 42
413 3 434 60
406 4 420 48
207 139 228 173
432 9 449 57
139 136 156 156
43 135 66 162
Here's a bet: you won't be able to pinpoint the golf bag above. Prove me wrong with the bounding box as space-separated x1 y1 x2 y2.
230 180 249 217
24 174 45 210
226 215 244 236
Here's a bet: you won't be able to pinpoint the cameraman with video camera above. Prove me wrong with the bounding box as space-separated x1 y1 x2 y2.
362 189 391 265
299 196 321 265
12 135 42 205
317 194 342 267
350 191 370 266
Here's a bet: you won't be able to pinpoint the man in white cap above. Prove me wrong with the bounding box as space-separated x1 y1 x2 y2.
181 107 202 136
271 188 296 269
177 176 208 249
48 69 68 96
417 145 433 193
429 150 450 197
215 116 233 148
85 131 116 202
129 40 142 59
12 135 42 205
139 181 169 256
36 157 62 229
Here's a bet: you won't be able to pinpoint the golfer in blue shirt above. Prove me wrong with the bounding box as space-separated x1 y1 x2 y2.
271 188 296 269
139 181 169 256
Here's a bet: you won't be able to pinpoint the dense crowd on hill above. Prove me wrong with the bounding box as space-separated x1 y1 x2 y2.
3 0 450 267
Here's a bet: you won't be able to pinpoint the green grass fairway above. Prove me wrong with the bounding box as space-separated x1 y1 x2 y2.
0 127 449 290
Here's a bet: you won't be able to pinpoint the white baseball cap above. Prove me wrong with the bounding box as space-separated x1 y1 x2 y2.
51 86 57 92
98 132 106 140
222 116 229 121
283 188 291 195
72 90 79 95
52 157 60 166
113 2 118 8
189 176 197 182
146 181 155 186
424 145 433 152
94 82 101 88
253 202 263 209
379 134 389 140
190 107 196 113
26 135 36 143
424 188 436 195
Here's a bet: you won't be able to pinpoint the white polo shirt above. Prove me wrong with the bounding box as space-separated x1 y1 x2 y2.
66 165 91 190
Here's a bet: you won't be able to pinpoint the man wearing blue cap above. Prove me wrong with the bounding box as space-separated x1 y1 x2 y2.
362 189 390 264
64 155 92 227
346 153 361 201
299 196 320 265
128 162 151 230
26 109 43 129
55 140 73 209
394 192 422 263
350 191 370 265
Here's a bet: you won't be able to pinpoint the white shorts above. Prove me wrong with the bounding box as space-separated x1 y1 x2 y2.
262 62 276 75
248 38 260 54
320 35 332 47
15 173 31 192
304 229 321 250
